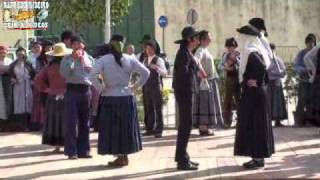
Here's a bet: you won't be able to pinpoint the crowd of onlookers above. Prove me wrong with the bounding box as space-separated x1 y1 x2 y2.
0 16 319 170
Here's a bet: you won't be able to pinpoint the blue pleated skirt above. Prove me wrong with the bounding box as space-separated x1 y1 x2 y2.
98 96 142 155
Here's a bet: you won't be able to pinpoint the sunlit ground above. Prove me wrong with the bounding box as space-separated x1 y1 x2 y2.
1 127 320 179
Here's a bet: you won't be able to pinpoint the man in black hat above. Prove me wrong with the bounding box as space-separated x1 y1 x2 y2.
172 26 201 170
219 37 240 128
141 39 167 138
136 35 162 135
294 33 317 126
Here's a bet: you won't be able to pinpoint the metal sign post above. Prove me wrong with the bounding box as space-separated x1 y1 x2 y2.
158 15 168 53
187 8 198 26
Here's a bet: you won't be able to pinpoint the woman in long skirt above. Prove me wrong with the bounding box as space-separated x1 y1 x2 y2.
234 25 274 169
304 46 320 125
90 34 150 166
193 30 224 136
268 44 288 127
8 47 35 131
34 43 71 152
31 41 53 129
0 46 13 121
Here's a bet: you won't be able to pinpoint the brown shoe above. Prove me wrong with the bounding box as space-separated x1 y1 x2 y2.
108 156 129 166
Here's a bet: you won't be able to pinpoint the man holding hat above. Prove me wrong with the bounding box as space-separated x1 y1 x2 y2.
141 39 167 138
173 26 201 170
60 35 94 159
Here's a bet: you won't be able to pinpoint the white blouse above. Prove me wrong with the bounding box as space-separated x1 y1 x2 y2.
194 47 219 80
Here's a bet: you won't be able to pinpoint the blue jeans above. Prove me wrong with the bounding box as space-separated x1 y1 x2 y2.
64 90 90 156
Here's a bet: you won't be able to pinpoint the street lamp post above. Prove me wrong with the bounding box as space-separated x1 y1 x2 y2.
105 0 111 43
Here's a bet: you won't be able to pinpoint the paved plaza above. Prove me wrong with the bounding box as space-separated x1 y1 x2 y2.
1 127 320 179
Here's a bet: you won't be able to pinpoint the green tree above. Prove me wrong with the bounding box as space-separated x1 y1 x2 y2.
49 0 132 31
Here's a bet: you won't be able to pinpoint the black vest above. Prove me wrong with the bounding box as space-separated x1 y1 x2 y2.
143 56 162 89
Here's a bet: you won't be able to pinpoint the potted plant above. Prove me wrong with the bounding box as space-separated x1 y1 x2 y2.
283 62 299 123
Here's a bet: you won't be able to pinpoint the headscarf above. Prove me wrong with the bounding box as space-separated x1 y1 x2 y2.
259 32 273 59
109 40 124 67
109 40 124 54
237 33 271 83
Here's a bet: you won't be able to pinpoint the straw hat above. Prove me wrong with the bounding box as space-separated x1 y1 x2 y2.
46 43 72 56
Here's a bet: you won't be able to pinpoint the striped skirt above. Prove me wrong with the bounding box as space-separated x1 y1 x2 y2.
42 95 65 146
98 96 142 155
193 79 224 128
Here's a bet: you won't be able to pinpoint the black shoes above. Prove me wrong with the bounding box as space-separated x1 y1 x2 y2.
275 123 285 127
78 154 93 159
68 154 92 159
190 160 199 166
177 162 198 171
177 160 199 171
199 131 214 136
243 159 264 169
154 133 163 138
143 131 163 138
142 131 154 136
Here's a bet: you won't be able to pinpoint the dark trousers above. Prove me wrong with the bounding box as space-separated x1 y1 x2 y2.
12 113 31 131
64 90 90 156
295 82 312 126
143 88 163 133
223 77 240 127
175 92 192 164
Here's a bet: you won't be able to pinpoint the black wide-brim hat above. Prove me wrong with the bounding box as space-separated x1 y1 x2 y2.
174 26 200 44
140 34 152 43
237 25 261 37
249 17 267 32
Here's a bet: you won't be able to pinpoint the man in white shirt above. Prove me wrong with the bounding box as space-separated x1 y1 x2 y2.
142 39 167 138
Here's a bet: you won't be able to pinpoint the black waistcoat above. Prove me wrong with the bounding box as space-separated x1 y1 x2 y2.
143 56 162 90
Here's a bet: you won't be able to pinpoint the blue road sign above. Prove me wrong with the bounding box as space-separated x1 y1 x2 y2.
158 16 168 28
